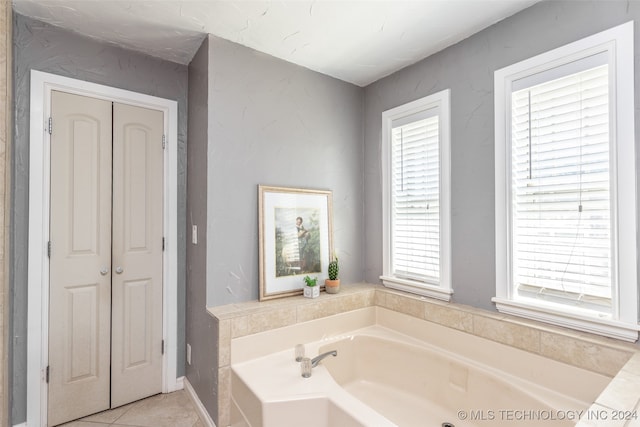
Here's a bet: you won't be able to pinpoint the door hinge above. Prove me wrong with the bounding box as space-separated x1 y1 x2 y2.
45 365 50 383
48 117 52 135
47 241 51 258
162 134 166 149
162 237 165 251
161 339 165 355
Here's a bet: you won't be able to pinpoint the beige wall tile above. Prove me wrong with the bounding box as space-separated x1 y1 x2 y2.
231 315 248 339
540 332 631 377
219 319 231 367
336 291 373 313
208 304 244 320
383 292 425 319
374 289 386 307
218 367 232 427
295 290 375 322
473 314 540 353
424 303 473 332
296 298 340 323
247 307 297 334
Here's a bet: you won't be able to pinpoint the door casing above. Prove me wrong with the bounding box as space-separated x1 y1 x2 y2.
26 70 180 427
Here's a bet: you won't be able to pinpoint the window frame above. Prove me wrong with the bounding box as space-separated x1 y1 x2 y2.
381 89 452 300
494 22 638 341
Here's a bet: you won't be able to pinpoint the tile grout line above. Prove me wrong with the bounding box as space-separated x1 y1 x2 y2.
110 399 141 424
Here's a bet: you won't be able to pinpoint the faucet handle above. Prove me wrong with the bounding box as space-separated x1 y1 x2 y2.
295 344 305 362
301 357 312 378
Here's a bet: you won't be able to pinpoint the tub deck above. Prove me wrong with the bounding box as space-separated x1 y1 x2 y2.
231 308 610 426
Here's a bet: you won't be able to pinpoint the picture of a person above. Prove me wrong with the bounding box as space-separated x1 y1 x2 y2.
274 208 321 277
296 217 310 270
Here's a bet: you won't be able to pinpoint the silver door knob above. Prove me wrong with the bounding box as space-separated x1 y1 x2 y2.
115 267 124 274
100 267 109 276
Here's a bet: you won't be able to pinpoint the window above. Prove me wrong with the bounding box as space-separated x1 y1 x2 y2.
494 22 638 341
381 89 451 300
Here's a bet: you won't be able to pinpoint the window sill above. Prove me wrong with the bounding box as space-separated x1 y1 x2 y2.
492 297 639 342
380 276 452 302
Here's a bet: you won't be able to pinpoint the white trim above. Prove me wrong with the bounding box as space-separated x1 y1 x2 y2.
494 22 637 341
493 298 640 342
381 276 453 301
27 70 179 426
12 423 27 427
381 89 452 300
183 378 216 427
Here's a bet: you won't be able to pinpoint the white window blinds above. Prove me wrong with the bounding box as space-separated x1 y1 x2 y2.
510 63 611 311
391 111 440 284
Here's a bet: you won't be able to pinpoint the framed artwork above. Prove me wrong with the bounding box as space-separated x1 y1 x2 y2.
259 185 333 300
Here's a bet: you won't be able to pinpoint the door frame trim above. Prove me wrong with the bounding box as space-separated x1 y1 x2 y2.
26 70 179 426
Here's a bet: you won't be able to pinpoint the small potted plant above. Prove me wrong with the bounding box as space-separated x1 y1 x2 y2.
303 275 319 298
325 255 340 294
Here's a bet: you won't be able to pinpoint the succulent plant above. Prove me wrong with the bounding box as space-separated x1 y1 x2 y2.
328 256 339 280
303 275 318 287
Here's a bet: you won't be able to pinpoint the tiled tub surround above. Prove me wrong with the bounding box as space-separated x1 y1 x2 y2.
208 284 640 427
233 309 609 427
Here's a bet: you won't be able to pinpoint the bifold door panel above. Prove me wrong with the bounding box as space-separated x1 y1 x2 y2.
48 92 113 426
111 103 164 408
48 91 164 426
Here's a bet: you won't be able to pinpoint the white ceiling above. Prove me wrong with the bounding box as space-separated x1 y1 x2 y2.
12 0 540 87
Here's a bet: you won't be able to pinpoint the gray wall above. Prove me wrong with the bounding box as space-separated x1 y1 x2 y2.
364 1 640 311
11 14 189 424
186 37 218 420
205 36 364 306
183 34 363 420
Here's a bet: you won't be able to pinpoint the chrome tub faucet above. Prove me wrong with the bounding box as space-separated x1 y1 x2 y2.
301 350 337 378
311 350 337 367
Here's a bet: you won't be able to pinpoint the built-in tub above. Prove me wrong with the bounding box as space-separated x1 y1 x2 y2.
230 307 611 427
320 334 588 426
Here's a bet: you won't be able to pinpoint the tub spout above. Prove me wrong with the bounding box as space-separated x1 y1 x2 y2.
311 350 337 368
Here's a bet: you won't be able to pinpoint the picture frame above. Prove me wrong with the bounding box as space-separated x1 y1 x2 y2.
258 185 333 301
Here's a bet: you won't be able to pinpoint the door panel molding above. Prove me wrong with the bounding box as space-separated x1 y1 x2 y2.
27 70 179 427
111 102 164 408
47 92 112 426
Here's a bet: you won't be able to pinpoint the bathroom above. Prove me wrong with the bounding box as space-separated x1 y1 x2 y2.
3 1 640 426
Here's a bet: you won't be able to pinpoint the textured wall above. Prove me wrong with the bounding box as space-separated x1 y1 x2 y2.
206 35 364 307
363 1 640 311
186 37 218 421
0 3 10 427
11 14 189 423
185 34 363 424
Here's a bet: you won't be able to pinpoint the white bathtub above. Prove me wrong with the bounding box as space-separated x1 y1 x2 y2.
320 334 591 426
230 307 610 427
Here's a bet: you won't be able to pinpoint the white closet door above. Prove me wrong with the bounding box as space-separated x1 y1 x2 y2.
110 102 164 407
48 90 113 426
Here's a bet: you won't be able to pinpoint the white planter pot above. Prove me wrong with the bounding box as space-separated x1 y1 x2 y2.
303 285 320 298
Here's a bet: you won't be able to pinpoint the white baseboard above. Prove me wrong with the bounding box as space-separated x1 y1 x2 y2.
184 377 216 427
13 423 27 427
175 375 185 390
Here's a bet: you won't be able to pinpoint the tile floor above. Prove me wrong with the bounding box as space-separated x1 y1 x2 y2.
59 390 204 427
